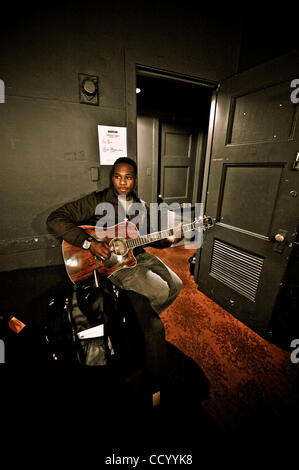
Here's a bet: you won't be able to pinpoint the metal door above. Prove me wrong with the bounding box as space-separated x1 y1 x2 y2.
159 122 199 205
197 50 299 335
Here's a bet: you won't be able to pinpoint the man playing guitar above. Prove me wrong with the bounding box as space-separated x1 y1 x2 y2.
47 157 184 407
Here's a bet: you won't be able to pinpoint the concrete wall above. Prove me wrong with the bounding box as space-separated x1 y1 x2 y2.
0 3 242 271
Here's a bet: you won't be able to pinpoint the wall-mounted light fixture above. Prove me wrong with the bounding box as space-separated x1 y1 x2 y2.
79 73 99 106
136 87 141 94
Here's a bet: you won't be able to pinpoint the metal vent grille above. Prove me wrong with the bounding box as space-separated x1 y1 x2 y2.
210 239 264 302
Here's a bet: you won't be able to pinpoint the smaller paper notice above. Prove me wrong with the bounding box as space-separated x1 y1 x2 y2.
98 125 127 165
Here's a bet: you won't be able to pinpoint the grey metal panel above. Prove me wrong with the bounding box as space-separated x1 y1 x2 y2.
163 166 189 198
218 164 284 238
210 239 264 302
228 80 298 145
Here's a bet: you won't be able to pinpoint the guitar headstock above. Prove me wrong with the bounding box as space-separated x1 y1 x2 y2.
203 215 214 231
193 215 214 231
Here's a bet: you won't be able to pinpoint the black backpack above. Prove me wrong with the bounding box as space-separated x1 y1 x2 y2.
45 275 128 368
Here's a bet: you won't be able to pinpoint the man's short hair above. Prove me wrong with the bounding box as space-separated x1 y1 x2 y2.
112 157 137 176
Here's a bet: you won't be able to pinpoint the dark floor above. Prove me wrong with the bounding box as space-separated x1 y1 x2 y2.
1 334 217 459
0 263 216 455
1 264 297 464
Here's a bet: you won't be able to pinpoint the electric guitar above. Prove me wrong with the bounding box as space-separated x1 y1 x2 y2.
62 216 213 283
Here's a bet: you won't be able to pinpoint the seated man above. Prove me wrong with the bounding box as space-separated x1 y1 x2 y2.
47 156 183 406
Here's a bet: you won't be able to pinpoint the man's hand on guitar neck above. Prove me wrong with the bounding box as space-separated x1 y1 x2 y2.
89 239 111 261
166 222 184 245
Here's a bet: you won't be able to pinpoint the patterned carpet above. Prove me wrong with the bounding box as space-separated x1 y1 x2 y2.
147 245 299 434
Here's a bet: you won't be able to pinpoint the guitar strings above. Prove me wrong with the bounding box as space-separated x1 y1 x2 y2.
124 219 206 250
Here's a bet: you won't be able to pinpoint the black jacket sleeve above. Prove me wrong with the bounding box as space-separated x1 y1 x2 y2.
46 192 99 247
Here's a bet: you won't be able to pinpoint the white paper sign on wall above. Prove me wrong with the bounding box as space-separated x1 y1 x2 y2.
98 125 127 165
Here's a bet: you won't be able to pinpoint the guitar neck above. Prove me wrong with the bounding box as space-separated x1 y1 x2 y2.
126 220 197 249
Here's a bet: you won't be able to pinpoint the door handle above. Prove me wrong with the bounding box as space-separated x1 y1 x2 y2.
271 229 288 253
274 233 285 243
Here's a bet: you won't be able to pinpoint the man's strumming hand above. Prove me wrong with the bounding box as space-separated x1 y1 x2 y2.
89 240 111 260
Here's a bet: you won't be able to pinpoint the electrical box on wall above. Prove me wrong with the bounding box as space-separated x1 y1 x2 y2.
79 73 99 106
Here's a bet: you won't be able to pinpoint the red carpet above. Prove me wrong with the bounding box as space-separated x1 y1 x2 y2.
147 245 299 432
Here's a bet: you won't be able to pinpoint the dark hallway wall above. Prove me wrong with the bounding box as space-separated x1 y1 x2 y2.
237 11 298 72
0 3 243 272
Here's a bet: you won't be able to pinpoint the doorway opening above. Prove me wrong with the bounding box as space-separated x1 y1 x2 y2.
136 69 216 210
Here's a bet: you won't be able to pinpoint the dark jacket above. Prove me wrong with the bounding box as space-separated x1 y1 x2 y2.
47 187 169 253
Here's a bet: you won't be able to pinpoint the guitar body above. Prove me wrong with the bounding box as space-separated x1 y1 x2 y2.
62 216 213 284
62 222 140 283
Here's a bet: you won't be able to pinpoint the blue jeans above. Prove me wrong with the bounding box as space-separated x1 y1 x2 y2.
109 251 182 314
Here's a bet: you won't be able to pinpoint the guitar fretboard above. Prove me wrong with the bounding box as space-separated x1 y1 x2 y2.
126 220 198 249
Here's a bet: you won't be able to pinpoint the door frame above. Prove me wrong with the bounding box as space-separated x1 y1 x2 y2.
194 89 218 281
132 62 217 205
124 47 217 163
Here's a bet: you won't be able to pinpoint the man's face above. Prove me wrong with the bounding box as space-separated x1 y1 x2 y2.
112 163 136 197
